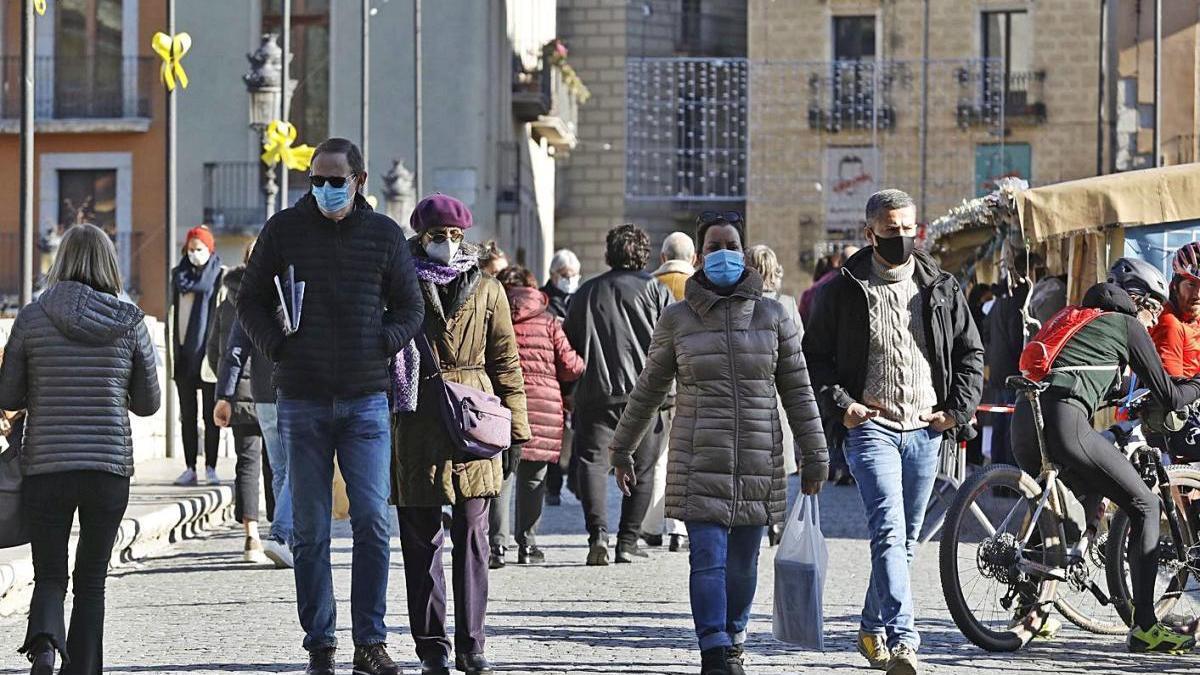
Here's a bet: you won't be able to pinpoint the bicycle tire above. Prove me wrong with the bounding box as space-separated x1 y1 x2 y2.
1105 464 1200 628
939 463 1062 652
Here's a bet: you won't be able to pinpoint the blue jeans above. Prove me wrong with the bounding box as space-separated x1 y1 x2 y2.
685 521 766 651
277 393 393 651
844 420 942 650
256 402 293 546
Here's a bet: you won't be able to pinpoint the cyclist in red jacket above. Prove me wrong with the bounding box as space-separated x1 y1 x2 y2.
1150 242 1200 462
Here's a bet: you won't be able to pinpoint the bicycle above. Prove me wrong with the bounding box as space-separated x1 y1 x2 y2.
938 375 1147 651
1105 423 1200 634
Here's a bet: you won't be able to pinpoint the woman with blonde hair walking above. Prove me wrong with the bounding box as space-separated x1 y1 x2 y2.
4 224 160 675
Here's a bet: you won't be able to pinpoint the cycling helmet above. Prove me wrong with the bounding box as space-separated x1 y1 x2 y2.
1173 242 1200 282
1108 257 1169 304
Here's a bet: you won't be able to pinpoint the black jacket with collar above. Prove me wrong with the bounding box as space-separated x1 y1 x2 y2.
802 248 984 446
237 193 424 400
563 268 672 408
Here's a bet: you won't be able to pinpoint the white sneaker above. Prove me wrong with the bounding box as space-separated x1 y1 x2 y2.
262 538 294 569
173 468 198 486
243 536 267 564
205 467 220 485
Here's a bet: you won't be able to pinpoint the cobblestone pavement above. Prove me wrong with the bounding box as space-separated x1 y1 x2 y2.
1 478 1197 674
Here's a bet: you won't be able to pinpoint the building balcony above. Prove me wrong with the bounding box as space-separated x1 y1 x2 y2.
955 64 1046 129
512 49 585 154
806 61 904 133
0 56 155 133
203 162 266 235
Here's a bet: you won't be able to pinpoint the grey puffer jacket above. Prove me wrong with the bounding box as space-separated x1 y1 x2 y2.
0 281 161 477
609 270 829 528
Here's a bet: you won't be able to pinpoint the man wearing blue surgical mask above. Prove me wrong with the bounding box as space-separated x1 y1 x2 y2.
238 137 424 675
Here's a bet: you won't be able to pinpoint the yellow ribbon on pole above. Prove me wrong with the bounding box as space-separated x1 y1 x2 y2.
151 32 191 91
261 120 315 171
33 0 46 16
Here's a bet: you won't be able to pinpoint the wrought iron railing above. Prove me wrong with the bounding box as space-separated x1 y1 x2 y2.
807 60 909 132
0 56 154 120
203 162 266 233
956 64 1046 128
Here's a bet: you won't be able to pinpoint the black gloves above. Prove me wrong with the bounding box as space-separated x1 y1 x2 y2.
503 443 523 479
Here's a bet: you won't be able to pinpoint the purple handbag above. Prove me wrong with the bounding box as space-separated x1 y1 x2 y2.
416 334 512 459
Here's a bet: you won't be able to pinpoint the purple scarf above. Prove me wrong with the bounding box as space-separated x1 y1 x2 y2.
390 246 478 413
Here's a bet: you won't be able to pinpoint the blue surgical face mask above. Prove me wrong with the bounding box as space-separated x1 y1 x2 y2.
312 179 354 215
703 249 745 287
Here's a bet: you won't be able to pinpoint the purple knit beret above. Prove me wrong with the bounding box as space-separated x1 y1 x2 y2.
410 193 473 232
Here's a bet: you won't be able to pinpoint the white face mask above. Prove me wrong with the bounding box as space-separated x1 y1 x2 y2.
187 248 211 267
426 240 459 265
555 275 580 295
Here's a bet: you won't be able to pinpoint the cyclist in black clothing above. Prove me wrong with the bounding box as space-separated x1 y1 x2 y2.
1011 258 1200 653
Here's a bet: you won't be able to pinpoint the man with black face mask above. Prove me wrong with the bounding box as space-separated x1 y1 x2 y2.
803 189 983 675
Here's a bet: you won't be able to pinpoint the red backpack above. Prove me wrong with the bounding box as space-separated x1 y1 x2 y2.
1018 306 1107 381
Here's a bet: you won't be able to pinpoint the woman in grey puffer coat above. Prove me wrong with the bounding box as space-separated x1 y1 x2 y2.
1 224 160 675
610 213 827 675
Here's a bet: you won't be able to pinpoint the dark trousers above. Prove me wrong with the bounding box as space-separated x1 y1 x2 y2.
176 378 219 470
545 425 573 497
398 498 490 659
573 404 665 546
232 425 262 522
21 471 130 675
488 460 550 550
262 444 276 522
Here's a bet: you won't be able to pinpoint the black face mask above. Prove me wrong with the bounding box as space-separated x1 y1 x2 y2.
873 234 916 266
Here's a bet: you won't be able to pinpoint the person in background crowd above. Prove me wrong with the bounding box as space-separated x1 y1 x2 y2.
564 224 672 566
1150 242 1200 463
171 225 225 487
744 244 806 545
391 194 529 675
490 265 585 567
480 241 509 277
239 137 424 675
643 231 697 552
798 246 847 326
609 212 828 675
965 282 995 466
218 317 293 568
4 224 160 675
540 248 581 506
652 231 696 300
804 189 983 675
985 251 1036 469
208 241 266 565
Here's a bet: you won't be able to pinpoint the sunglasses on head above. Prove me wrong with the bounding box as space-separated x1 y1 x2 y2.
697 210 744 226
423 230 465 244
309 174 354 189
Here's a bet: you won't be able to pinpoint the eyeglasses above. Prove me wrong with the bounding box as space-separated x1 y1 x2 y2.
309 174 354 189
697 210 744 226
422 230 465 244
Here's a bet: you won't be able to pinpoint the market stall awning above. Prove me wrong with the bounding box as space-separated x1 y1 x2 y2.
1017 164 1200 243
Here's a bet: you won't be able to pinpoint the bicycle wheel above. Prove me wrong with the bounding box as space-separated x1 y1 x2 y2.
1051 509 1128 635
1105 464 1200 629
939 463 1063 652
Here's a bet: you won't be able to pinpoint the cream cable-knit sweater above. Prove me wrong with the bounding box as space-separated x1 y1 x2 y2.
862 256 938 430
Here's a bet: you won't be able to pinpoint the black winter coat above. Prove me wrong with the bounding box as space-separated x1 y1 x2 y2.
0 281 161 477
802 249 985 449
237 193 425 399
208 266 259 426
563 269 672 408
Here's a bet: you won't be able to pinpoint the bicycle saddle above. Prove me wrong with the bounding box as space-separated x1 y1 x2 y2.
1006 375 1049 394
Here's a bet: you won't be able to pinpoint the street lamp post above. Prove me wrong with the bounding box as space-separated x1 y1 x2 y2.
244 34 284 221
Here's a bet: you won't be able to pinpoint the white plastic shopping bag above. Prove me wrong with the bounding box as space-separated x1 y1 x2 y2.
772 494 827 650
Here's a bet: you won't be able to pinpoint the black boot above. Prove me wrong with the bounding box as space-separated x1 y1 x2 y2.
489 545 506 570
420 654 451 675
26 637 55 675
517 545 545 564
455 652 495 674
726 645 746 675
699 647 731 675
615 540 650 563
669 533 688 552
307 647 337 675
586 532 609 566
353 643 399 675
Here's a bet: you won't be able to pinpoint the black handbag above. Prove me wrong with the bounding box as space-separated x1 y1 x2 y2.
0 441 28 549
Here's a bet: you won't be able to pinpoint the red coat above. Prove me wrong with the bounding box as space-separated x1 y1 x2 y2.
508 286 585 462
